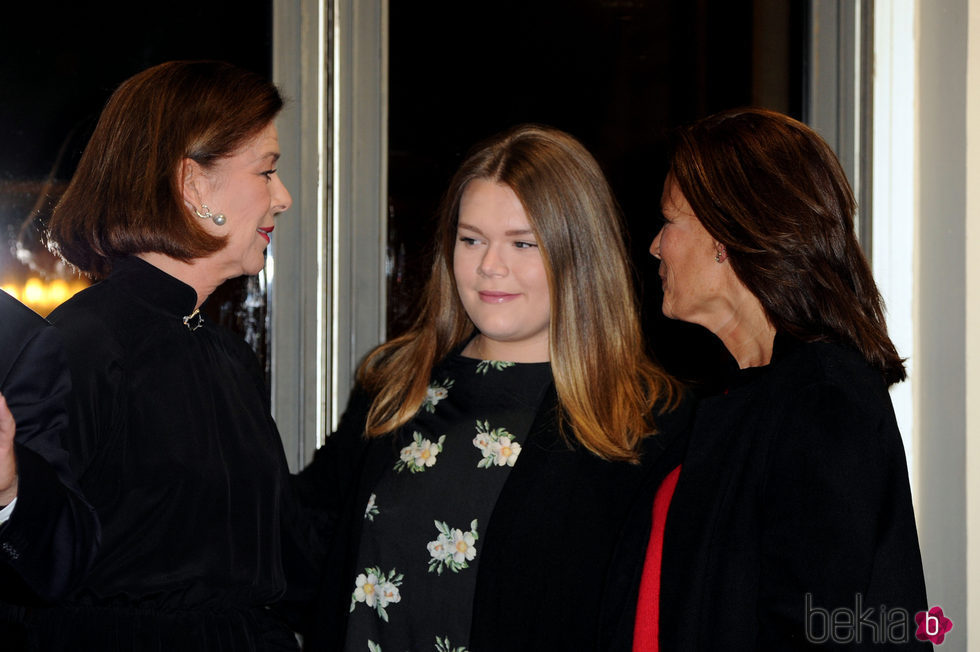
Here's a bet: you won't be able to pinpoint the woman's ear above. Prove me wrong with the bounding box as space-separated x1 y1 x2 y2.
179 158 207 209
714 242 728 264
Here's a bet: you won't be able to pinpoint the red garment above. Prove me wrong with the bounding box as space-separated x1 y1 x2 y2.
632 465 682 652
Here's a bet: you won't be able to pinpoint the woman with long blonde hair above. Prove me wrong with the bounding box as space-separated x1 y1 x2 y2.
296 124 685 651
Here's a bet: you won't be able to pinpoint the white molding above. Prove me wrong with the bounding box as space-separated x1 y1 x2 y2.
807 0 872 251
271 0 328 471
871 0 916 492
966 0 980 644
271 0 387 469
916 0 969 641
329 0 388 436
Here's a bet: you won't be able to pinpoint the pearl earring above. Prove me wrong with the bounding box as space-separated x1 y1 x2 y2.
195 204 226 226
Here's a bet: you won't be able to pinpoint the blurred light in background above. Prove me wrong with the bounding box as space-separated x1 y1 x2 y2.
2 278 88 316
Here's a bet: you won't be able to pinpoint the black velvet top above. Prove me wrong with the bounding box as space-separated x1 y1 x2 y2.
33 256 316 651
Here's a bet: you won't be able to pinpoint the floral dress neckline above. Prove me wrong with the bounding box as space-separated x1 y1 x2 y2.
344 354 552 652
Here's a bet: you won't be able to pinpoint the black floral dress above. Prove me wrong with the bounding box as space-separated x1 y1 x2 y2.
343 354 552 652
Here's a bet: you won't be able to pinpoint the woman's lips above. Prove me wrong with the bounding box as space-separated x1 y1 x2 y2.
257 225 274 243
479 291 518 304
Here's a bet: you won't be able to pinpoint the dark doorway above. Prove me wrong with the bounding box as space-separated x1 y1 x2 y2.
387 0 806 391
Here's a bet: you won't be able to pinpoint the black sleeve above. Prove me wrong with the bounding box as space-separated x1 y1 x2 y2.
0 324 100 602
292 386 373 545
273 387 375 633
757 381 931 650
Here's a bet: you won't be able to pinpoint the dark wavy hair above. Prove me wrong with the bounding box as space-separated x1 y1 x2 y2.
47 60 284 278
669 107 906 385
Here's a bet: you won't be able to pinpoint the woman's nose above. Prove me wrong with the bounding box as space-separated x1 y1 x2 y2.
478 245 507 277
273 174 293 213
650 227 664 259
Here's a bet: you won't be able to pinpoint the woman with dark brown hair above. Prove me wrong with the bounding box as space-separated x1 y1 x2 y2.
29 61 317 651
623 108 931 650
294 124 687 651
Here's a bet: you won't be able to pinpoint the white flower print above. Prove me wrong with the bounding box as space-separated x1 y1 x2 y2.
475 359 515 375
490 436 521 467
427 534 450 563
394 432 447 473
449 528 478 565
368 642 382 652
352 571 379 608
472 420 522 468
377 579 401 609
422 378 454 412
413 439 441 468
427 519 479 574
473 431 491 453
398 445 415 465
350 566 404 622
435 636 469 652
364 493 379 521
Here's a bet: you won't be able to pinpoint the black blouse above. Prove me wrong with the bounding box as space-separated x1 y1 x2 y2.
344 355 552 652
33 257 315 651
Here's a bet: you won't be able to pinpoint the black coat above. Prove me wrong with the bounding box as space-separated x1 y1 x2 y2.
0 290 99 603
0 291 100 651
610 336 932 651
295 383 692 651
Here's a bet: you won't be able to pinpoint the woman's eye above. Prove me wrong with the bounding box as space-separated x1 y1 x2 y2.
262 169 277 180
459 236 479 246
514 241 538 249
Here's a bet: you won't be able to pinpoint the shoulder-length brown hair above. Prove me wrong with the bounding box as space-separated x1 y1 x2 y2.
670 107 906 384
47 60 284 278
358 124 679 462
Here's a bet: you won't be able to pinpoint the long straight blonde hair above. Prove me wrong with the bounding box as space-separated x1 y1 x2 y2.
357 124 679 462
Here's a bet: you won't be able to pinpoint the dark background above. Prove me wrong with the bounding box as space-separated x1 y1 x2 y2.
1 0 806 390
0 1 273 369
387 0 806 389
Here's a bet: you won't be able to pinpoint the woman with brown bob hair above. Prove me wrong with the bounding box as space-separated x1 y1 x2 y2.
624 108 931 650
31 61 318 651
295 124 687 651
